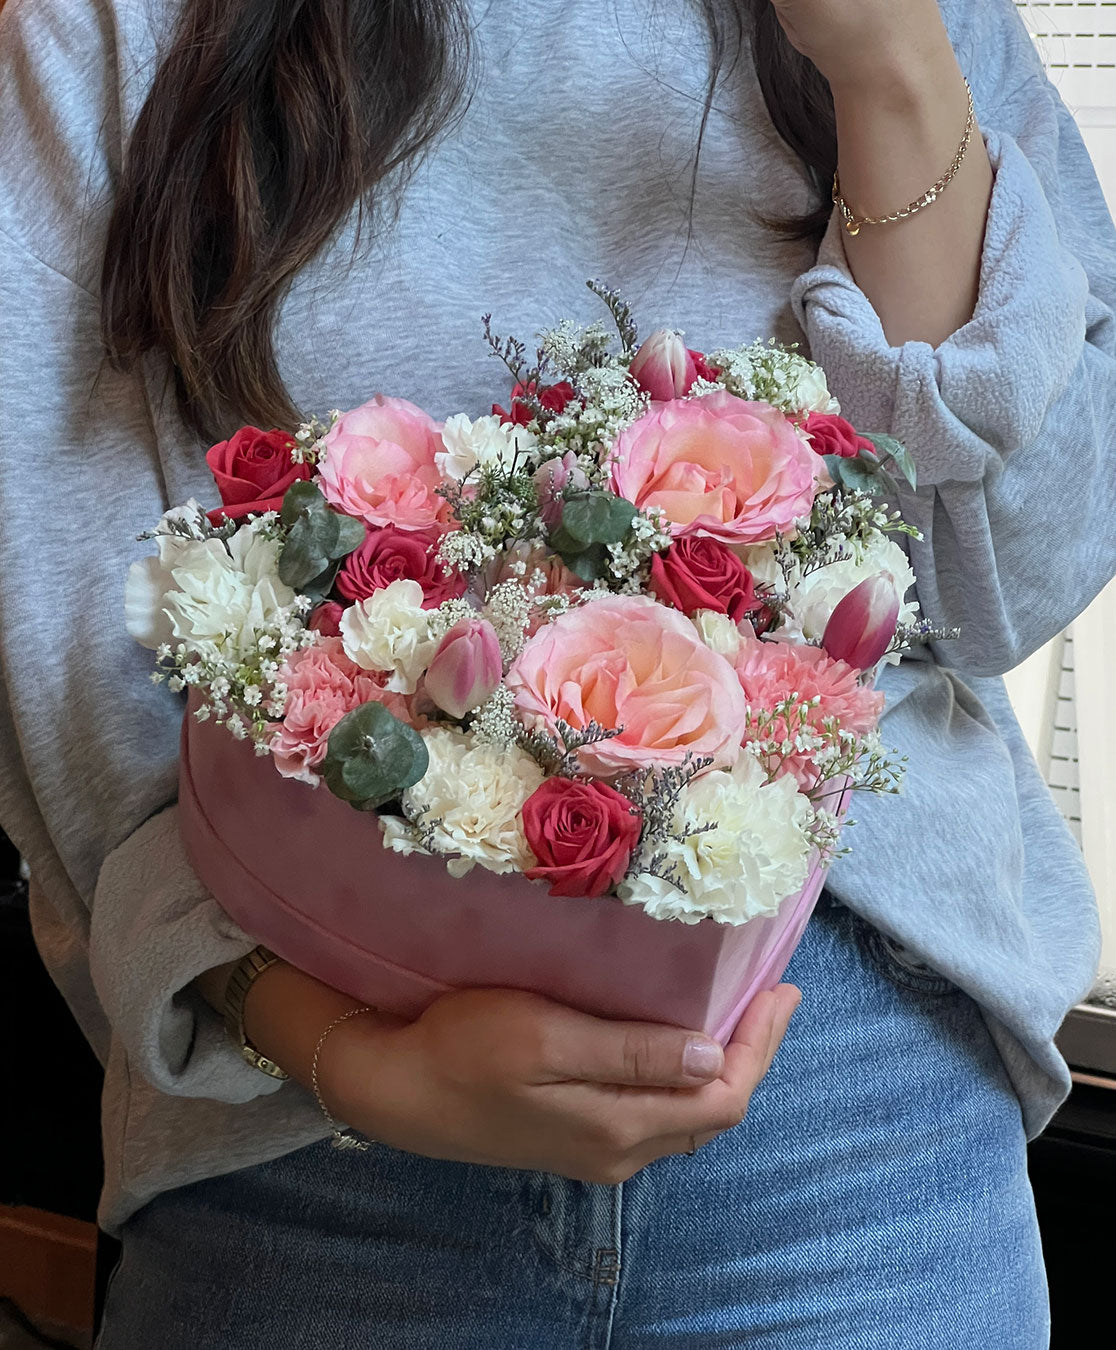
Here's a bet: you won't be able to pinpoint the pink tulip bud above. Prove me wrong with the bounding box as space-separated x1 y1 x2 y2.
533 451 590 530
629 329 701 401
424 617 502 719
822 574 901 671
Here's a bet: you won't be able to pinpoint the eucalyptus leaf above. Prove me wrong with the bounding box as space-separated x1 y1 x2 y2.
561 545 609 583
862 433 917 490
321 701 429 811
278 515 335 588
823 454 881 497
280 480 326 526
559 493 637 547
333 513 367 557
278 484 367 588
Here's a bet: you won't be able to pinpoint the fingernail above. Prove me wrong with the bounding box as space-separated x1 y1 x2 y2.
683 1038 723 1079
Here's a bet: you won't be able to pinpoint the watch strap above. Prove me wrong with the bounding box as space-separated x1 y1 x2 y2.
223 945 290 1080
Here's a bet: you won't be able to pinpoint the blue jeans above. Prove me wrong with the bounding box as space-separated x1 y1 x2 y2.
95 897 1048 1348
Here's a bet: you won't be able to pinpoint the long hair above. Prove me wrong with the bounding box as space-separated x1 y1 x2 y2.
101 0 836 439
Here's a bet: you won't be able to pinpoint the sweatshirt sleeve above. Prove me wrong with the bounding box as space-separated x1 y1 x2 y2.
0 0 285 1103
791 0 1116 677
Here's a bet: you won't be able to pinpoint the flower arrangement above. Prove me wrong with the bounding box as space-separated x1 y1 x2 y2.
128 284 946 944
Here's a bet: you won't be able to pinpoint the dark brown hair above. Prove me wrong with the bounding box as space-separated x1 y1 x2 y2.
101 0 835 439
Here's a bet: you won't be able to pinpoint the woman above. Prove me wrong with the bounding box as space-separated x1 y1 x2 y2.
1 0 1112 1343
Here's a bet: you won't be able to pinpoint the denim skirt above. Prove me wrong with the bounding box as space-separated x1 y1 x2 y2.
95 895 1049 1349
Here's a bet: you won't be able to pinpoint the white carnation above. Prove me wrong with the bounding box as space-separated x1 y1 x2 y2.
788 534 918 648
740 542 788 596
618 756 813 925
401 727 544 875
693 609 746 661
147 527 294 663
379 815 431 857
437 413 539 480
340 578 437 694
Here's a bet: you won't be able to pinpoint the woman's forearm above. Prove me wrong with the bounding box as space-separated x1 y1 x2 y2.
831 38 994 348
767 0 994 348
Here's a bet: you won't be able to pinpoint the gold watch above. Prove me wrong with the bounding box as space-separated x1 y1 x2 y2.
223 945 290 1080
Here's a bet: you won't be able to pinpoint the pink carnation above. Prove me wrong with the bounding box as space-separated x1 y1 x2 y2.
609 389 817 544
506 595 746 777
270 638 414 785
317 395 450 533
732 629 884 790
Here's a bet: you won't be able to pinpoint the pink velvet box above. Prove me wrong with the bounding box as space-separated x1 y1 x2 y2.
178 707 847 1044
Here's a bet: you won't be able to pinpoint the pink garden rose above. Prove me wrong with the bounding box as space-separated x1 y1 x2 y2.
336 525 465 608
270 638 413 785
610 389 817 544
506 595 747 777
732 629 883 790
317 395 450 532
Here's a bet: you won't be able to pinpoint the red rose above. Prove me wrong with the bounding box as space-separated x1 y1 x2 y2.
335 525 466 608
803 412 876 459
205 426 310 522
493 380 577 427
522 778 642 899
307 601 345 637
649 537 759 622
690 350 720 384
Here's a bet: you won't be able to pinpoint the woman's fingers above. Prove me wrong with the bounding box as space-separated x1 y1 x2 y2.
525 998 726 1090
721 984 801 1092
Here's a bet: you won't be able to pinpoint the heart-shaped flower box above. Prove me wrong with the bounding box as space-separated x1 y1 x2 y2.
179 705 848 1044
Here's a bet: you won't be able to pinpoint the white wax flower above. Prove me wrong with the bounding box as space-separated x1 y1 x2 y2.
340 578 438 694
401 727 544 876
436 413 539 481
618 756 813 926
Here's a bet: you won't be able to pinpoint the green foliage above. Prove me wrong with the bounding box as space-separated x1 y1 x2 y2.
549 491 637 580
321 701 429 811
860 433 917 490
278 482 366 592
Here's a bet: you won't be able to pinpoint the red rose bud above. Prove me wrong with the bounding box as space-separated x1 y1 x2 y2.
424 617 502 719
803 412 876 460
336 525 465 609
629 329 704 402
308 601 345 637
821 574 901 670
522 778 642 899
205 426 311 523
649 537 759 623
493 380 577 426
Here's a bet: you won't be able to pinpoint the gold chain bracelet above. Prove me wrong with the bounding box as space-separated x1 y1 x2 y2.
310 1005 379 1151
832 78 975 237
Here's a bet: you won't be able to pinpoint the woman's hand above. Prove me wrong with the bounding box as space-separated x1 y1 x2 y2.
238 960 800 1185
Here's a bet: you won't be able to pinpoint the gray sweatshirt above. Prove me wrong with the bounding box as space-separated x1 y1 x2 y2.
1 0 1113 1236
